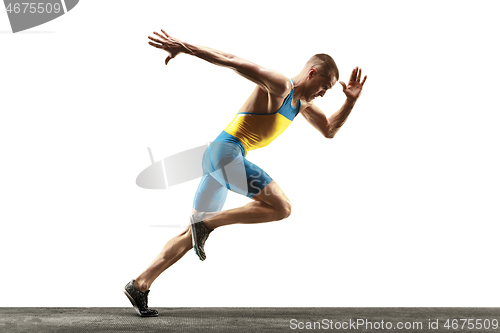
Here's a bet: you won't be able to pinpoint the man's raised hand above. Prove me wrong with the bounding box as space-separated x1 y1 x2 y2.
148 30 185 65
339 67 367 101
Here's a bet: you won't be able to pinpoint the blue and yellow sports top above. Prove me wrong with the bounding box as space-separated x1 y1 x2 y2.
222 79 301 155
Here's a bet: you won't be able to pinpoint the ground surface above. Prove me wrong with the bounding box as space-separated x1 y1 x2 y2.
1 307 499 332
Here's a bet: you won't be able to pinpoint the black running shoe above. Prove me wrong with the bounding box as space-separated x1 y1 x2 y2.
190 212 213 261
123 279 158 317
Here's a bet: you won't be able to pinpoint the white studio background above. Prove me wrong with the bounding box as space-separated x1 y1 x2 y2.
1 0 499 307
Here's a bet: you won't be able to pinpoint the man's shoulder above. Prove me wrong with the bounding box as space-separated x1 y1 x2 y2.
258 69 291 98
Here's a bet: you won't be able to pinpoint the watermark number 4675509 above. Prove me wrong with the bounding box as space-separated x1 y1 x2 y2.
3 0 79 33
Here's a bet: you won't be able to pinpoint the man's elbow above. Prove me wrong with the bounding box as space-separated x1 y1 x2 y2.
324 132 335 139
324 125 339 139
324 127 336 139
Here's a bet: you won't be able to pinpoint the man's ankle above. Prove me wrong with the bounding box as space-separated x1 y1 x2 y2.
133 279 149 293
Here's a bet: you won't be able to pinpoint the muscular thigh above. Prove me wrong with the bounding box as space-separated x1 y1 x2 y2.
242 157 273 199
204 140 274 199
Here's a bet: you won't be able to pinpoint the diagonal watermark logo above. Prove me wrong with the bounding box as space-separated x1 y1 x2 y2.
3 0 79 33
136 145 210 190
137 145 210 229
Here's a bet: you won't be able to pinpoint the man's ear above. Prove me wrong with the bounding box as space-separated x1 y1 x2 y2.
307 68 317 79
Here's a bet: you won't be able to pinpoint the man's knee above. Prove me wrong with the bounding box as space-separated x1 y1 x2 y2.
179 226 192 239
180 226 194 249
275 200 292 220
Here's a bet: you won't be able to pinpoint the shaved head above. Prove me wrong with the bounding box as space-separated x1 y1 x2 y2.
305 54 339 81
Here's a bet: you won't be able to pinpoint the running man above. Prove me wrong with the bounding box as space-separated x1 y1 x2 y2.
123 30 367 317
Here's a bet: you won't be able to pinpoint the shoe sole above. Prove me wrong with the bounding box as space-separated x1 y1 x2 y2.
122 288 158 317
190 215 205 261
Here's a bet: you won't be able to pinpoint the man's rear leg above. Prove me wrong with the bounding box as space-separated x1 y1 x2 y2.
132 226 193 292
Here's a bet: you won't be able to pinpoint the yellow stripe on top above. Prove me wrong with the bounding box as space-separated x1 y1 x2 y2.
223 112 293 154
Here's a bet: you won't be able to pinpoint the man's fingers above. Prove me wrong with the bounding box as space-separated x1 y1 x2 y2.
349 67 357 82
153 31 167 41
357 68 362 82
148 41 162 49
148 36 164 44
161 29 169 38
339 81 347 91
361 75 367 86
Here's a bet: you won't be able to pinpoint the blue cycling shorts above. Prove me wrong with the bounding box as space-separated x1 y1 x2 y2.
192 131 273 212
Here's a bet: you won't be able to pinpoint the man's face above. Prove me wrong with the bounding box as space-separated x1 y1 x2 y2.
306 69 337 102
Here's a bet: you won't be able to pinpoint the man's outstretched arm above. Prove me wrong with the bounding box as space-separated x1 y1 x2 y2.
301 67 367 138
148 30 290 97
